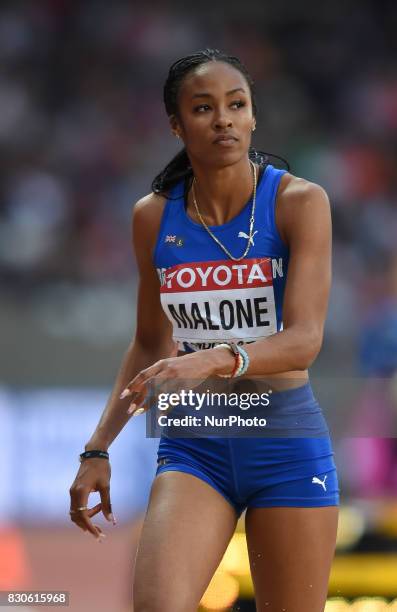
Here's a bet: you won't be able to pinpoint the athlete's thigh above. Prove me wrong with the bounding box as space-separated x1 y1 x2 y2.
245 506 339 612
133 471 238 612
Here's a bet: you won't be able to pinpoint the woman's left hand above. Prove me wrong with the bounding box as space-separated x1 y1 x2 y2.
119 349 232 416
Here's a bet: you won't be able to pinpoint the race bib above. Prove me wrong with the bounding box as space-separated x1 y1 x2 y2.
157 257 278 346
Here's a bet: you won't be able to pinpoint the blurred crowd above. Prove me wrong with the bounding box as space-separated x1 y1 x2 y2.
0 0 397 352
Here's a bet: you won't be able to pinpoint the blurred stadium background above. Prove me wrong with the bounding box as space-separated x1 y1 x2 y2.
0 0 397 610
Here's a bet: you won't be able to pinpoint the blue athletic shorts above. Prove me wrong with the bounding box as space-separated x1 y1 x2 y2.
155 382 340 518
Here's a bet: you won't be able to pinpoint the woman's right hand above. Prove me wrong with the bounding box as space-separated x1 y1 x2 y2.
69 458 116 541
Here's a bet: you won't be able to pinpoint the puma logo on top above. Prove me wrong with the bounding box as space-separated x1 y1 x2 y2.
238 230 258 246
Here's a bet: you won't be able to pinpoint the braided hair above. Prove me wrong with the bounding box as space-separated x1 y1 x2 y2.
151 48 290 197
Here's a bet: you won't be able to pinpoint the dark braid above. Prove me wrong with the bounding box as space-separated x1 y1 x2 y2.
151 48 290 198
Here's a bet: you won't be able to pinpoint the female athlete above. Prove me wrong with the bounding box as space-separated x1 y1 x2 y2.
69 49 339 612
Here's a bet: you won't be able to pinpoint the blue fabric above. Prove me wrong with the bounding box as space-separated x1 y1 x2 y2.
359 298 397 376
153 164 289 348
156 383 340 517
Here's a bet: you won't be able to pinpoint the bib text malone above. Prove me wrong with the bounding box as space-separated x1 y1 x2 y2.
157 257 285 340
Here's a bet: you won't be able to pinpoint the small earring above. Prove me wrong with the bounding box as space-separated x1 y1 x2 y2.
252 125 256 132
174 132 180 139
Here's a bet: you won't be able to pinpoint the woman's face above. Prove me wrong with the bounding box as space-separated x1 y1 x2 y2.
172 61 256 168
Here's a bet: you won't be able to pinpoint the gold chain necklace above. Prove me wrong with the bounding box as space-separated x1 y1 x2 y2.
191 160 257 262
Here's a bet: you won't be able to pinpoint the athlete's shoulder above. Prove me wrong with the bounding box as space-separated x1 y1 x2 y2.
133 191 168 223
276 172 331 244
131 192 169 256
278 171 330 206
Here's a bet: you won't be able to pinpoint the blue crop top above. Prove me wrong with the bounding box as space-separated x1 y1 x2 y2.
153 164 289 352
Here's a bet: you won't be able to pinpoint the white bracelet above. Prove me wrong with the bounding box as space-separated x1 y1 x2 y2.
215 343 250 378
216 343 241 378
235 345 250 376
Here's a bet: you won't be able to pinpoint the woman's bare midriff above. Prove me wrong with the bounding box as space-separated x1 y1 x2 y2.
177 350 309 392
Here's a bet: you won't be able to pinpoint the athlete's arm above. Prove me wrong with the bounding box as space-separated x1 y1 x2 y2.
85 193 176 451
211 178 332 376
69 194 175 538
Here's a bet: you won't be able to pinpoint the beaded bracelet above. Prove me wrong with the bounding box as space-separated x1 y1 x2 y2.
216 343 250 378
216 343 241 378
